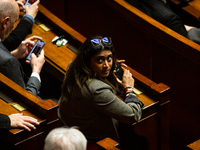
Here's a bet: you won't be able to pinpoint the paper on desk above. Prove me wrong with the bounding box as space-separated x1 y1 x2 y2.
11 103 26 112
134 87 144 95
39 24 51 32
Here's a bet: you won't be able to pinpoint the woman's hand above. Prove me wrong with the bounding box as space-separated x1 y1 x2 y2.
115 60 134 88
121 67 134 88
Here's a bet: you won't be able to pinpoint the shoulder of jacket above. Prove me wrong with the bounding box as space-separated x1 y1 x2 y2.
87 79 112 91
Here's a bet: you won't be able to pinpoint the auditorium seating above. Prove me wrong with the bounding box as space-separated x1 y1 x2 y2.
1 4 170 149
0 73 59 150
96 137 120 150
47 0 200 149
170 0 200 20
32 4 170 149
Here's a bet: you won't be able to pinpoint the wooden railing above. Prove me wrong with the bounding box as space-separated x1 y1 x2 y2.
33 4 170 150
4 3 170 149
0 73 58 150
58 0 200 148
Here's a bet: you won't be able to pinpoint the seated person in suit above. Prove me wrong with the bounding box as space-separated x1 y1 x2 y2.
3 0 40 51
58 36 144 144
0 0 45 96
0 113 39 131
125 0 200 44
44 127 87 150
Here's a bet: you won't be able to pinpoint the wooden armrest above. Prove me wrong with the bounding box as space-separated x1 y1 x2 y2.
97 137 120 150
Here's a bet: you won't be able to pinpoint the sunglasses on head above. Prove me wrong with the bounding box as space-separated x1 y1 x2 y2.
91 37 112 47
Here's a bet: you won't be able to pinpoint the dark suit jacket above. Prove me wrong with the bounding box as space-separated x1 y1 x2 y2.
0 42 41 96
2 16 33 51
126 0 188 37
0 114 17 149
0 114 10 130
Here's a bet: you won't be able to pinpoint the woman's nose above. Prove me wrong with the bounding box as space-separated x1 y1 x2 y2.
103 61 109 67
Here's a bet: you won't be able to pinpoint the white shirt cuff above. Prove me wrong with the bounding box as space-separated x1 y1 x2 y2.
31 72 41 82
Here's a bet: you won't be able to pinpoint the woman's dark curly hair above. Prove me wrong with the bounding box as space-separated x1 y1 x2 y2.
61 35 118 100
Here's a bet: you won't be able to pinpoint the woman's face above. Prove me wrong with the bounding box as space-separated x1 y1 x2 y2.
90 50 113 78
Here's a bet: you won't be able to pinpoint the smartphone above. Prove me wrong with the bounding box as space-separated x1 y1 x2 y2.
26 39 45 61
115 62 123 80
24 0 36 7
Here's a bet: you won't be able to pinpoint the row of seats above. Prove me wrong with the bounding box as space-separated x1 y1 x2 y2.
0 3 170 150
57 0 200 149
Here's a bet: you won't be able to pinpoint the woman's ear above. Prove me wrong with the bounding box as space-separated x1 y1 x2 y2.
2 17 10 29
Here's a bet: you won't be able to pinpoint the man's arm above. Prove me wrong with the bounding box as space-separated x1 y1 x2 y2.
0 114 10 130
2 0 40 51
2 17 33 51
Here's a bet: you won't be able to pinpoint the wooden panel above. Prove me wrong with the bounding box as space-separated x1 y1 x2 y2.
61 0 200 148
97 137 120 150
12 4 170 149
0 73 59 150
170 0 200 19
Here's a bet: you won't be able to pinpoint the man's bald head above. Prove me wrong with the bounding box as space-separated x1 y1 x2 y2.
0 0 19 22
0 0 19 41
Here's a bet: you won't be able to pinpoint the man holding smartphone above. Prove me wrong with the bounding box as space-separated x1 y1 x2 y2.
0 0 45 96
3 0 40 51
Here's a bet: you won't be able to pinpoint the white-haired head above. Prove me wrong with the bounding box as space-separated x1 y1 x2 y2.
44 127 87 150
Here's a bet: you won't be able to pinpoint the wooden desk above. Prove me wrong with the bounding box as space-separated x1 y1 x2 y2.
170 0 200 19
0 73 58 150
97 137 120 150
49 0 200 149
22 4 170 150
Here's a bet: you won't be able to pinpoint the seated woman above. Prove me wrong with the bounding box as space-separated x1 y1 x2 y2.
58 35 144 145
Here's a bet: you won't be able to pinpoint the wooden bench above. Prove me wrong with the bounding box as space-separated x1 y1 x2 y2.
170 0 200 20
18 4 170 150
0 73 58 150
187 139 200 150
44 0 200 148
96 137 120 150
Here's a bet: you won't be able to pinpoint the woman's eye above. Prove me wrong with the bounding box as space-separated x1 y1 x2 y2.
108 56 112 62
97 59 103 63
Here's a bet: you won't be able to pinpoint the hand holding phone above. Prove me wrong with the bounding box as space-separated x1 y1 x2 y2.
24 0 36 7
115 62 124 80
24 0 39 19
26 39 45 61
30 49 45 74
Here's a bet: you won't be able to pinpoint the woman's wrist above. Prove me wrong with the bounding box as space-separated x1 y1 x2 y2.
124 87 136 97
117 87 136 96
124 87 134 94
125 92 136 98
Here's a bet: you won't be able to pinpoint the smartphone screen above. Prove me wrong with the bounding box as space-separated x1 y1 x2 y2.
24 0 36 7
26 39 45 61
